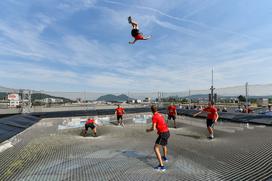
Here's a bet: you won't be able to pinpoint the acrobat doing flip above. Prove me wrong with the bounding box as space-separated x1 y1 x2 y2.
128 16 151 44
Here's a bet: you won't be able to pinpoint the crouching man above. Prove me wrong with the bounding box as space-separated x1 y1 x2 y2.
83 117 98 137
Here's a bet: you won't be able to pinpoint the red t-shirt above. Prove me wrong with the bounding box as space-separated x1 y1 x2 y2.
115 107 125 116
152 112 169 134
168 105 176 116
85 119 95 125
203 106 218 120
135 34 144 40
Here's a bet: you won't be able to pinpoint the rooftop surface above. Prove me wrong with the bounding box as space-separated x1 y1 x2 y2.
0 113 271 181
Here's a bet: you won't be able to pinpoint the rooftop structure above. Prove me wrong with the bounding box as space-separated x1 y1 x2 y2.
0 113 271 180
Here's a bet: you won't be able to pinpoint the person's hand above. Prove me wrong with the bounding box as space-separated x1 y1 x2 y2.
214 119 218 125
146 128 151 132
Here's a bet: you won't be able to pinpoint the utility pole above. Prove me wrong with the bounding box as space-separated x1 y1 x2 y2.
210 69 215 103
188 89 191 109
245 82 248 106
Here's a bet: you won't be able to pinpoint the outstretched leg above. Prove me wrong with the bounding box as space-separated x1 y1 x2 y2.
173 117 177 128
142 35 151 40
83 129 87 137
207 126 213 135
162 146 168 158
129 39 137 44
117 116 120 125
129 35 151 44
154 144 164 166
120 117 124 127
92 127 97 137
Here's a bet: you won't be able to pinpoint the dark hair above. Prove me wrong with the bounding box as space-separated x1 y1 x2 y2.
151 105 157 113
128 16 132 23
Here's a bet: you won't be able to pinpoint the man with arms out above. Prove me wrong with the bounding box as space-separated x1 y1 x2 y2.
115 105 125 126
193 102 218 139
128 16 151 44
83 117 98 137
167 103 177 128
146 105 170 172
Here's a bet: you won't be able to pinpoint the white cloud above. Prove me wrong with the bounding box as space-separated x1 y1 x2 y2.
152 17 203 38
58 0 96 12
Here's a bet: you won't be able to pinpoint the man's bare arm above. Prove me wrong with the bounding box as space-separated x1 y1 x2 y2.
193 111 202 117
146 123 156 132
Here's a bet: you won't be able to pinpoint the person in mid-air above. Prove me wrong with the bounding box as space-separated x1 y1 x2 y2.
83 117 98 137
128 16 151 44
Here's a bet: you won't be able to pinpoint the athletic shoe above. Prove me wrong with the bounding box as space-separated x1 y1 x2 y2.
154 165 166 172
162 156 168 162
208 135 214 139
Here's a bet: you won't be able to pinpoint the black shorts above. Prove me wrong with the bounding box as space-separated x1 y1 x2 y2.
131 28 139 37
155 131 170 146
206 119 214 128
85 123 95 130
168 115 176 120
117 115 123 121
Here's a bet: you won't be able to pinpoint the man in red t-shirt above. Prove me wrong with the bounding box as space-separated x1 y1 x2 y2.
167 103 177 128
83 117 98 137
115 105 125 126
193 102 218 139
146 105 170 172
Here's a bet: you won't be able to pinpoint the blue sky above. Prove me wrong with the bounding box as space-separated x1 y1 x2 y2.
0 0 272 93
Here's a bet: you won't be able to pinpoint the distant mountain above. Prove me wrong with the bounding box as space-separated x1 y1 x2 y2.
0 86 18 93
97 94 132 102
